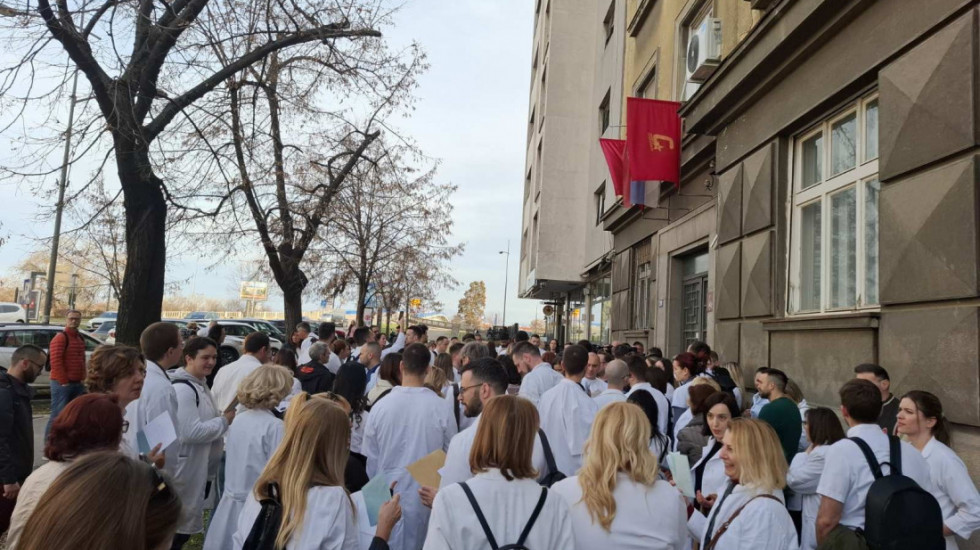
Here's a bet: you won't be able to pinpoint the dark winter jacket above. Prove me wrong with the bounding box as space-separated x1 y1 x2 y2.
295 361 335 395
0 372 33 484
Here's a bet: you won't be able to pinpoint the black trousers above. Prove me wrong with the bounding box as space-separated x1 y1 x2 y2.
170 533 192 550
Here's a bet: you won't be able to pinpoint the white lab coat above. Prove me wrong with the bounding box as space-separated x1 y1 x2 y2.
233 486 359 550
203 409 284 550
787 445 830 550
921 437 980 550
518 362 563 406
593 388 627 409
581 377 608 396
537 379 598 476
626 383 670 435
423 468 575 550
439 383 474 433
691 437 727 500
364 386 456 550
326 351 342 374
688 482 800 550
438 414 549 489
124 360 179 476
356 332 407 362
552 474 687 550
171 368 228 535
298 335 315 364
211 354 263 411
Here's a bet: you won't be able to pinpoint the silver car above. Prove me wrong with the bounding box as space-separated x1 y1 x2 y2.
0 324 104 386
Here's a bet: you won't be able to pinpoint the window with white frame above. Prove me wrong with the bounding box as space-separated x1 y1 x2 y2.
790 93 879 314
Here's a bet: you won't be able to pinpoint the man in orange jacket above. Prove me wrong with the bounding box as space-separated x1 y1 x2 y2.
45 310 87 437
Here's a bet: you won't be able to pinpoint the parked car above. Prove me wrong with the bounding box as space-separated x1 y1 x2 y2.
184 311 220 321
88 311 117 330
210 321 283 371
0 324 103 387
92 321 115 344
237 318 288 341
0 303 26 324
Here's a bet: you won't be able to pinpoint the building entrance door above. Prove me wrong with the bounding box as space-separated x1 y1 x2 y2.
682 251 709 347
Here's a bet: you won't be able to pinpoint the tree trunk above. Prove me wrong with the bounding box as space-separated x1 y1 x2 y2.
114 147 167 346
282 283 303 344
355 280 368 327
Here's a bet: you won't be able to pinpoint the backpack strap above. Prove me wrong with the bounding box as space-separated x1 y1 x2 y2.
459 482 499 550
887 434 902 476
537 429 559 477
704 494 781 550
516 487 548 546
172 379 200 407
452 383 461 429
850 437 883 479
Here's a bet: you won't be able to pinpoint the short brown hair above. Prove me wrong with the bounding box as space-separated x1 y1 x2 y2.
839 378 882 423
805 407 846 447
85 345 145 394
139 322 180 363
469 395 538 481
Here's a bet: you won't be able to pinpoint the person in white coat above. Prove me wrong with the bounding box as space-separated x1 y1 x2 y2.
203 365 292 550
688 418 800 550
624 356 669 435
211 332 272 411
124 322 184 476
581 352 608 396
537 345 599 476
423 395 575 550
170 337 234 549
787 407 846 550
364 343 457 550
897 390 980 550
234 393 402 550
552 402 687 550
593 359 628 409
689 392 741 513
514 341 562 406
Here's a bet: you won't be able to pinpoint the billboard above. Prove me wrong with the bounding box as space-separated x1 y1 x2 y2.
240 281 269 301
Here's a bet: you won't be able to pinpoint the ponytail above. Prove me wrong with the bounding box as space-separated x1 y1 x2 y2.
902 390 951 446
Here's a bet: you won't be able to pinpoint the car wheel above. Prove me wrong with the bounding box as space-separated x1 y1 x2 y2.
15 320 23 324
219 346 239 365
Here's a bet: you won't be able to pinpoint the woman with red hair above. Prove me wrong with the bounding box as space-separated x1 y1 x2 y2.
6 393 125 548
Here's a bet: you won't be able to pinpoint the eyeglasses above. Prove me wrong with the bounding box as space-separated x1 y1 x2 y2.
67 317 82 322
28 359 45 371
459 383 483 395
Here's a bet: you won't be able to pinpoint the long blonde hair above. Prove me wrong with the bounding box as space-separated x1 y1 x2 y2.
725 418 787 491
254 392 352 550
578 402 660 531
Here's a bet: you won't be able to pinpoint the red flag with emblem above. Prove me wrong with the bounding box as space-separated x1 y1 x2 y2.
626 97 682 187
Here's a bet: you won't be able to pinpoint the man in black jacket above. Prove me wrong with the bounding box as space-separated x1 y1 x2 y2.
0 344 46 533
295 341 336 395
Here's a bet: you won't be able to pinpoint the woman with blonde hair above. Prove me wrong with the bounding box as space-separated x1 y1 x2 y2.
427 351 470 431
423 395 574 550
551 402 687 549
204 364 293 550
689 418 799 550
16 451 181 550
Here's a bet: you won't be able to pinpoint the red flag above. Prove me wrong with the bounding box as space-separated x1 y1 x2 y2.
599 138 628 200
626 97 682 186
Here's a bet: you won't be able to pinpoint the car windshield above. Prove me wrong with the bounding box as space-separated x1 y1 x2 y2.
103 312 117 318
94 321 115 333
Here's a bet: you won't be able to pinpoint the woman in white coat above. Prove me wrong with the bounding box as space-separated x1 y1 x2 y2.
552 401 687 550
171 336 235 550
897 390 980 550
690 392 740 513
688 418 799 550
787 407 846 550
423 395 575 550
203 364 292 550
234 393 400 550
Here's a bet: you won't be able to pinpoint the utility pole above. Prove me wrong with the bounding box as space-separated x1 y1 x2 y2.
498 240 510 326
42 68 80 323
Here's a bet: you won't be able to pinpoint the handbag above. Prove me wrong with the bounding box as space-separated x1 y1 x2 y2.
242 483 283 550
703 494 780 550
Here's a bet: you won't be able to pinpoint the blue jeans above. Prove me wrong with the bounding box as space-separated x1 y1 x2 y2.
46 380 86 438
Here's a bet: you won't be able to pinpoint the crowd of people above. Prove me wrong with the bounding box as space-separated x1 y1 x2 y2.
0 314 979 550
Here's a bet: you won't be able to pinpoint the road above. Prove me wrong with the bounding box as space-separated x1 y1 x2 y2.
32 415 48 469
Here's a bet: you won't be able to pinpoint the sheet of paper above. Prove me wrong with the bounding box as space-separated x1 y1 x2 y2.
406 449 446 489
361 474 391 526
666 452 695 498
137 412 177 455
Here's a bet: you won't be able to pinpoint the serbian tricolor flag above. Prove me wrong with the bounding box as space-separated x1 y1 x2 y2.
626 97 682 188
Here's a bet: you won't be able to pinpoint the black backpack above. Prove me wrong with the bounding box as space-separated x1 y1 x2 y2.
242 482 283 550
536 429 566 487
709 367 738 400
459 481 548 550
850 436 944 550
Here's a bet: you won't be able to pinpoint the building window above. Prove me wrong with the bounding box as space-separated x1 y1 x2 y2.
602 0 615 45
637 65 656 99
595 183 606 225
539 65 547 128
790 93 879 314
599 89 611 134
635 262 651 328
522 228 529 259
535 139 543 195
682 251 709 346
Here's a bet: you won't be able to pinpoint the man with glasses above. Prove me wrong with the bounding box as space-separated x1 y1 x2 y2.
0 344 47 534
46 309 87 437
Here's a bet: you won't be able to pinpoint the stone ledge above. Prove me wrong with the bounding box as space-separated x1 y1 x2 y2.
762 312 879 332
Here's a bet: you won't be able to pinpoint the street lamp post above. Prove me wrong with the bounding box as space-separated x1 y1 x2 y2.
498 241 510 327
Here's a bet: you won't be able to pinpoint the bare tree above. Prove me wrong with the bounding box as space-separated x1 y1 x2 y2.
0 0 395 344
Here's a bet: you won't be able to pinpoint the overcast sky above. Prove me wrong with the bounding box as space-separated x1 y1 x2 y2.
0 0 546 325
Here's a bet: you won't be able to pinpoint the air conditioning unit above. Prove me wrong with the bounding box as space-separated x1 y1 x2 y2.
686 17 722 84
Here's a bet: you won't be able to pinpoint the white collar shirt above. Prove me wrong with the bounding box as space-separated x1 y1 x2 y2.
817 423 933 530
593 388 627 409
518 362 563 406
537 379 598 475
921 436 980 548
